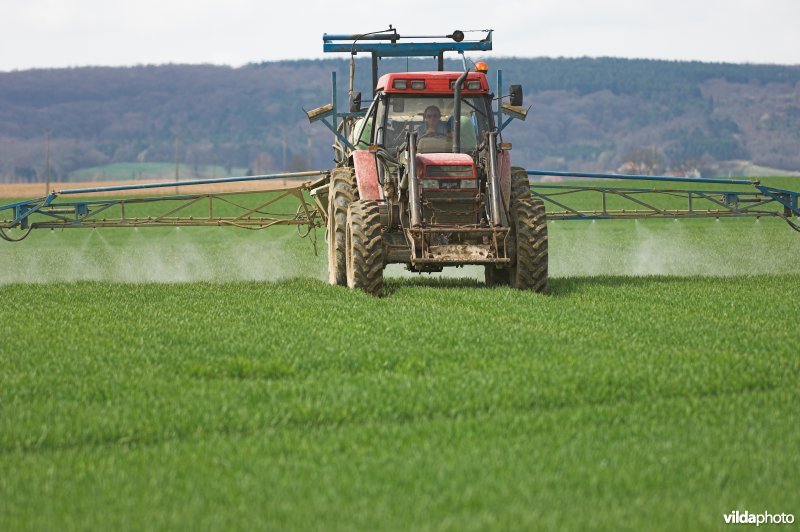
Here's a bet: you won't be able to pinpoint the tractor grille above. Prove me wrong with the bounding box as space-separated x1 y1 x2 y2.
422 165 477 190
421 179 477 190
425 165 474 177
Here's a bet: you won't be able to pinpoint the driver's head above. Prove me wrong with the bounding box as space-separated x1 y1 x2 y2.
423 105 442 125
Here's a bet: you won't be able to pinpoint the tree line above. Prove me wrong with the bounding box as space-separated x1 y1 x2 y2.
1 57 798 181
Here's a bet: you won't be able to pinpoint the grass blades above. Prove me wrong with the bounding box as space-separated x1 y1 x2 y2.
1 275 799 530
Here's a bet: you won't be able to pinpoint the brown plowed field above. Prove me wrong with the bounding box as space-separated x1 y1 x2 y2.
0 178 311 199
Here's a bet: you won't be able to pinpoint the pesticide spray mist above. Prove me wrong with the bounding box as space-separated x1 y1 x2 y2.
0 226 326 284
549 217 800 277
0 218 797 285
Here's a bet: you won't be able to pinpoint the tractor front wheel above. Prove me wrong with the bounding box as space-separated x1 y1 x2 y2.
327 168 356 286
509 197 548 292
345 200 384 297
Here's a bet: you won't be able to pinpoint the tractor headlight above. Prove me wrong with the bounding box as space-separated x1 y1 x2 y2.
421 179 477 190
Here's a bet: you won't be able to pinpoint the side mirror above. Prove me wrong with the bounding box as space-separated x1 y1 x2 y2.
509 85 523 106
349 91 362 113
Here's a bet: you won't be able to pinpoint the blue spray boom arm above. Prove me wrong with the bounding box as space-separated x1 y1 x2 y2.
0 170 328 242
322 30 492 57
525 169 800 229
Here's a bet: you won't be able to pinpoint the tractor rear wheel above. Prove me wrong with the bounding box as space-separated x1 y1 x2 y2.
327 167 356 286
509 196 548 292
346 200 384 297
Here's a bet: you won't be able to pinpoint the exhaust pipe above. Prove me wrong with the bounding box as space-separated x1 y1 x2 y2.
408 131 422 227
452 70 469 153
486 131 503 226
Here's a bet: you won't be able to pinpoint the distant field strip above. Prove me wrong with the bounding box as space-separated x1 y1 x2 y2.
0 177 309 198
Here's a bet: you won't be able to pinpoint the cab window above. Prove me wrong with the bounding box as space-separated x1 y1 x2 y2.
382 95 492 153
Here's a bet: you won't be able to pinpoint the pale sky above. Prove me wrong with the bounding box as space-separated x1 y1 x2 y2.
1 0 799 71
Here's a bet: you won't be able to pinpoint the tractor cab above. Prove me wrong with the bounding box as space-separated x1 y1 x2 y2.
353 72 494 156
350 71 495 226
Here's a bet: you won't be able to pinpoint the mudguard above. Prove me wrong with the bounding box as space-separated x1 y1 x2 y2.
352 150 382 201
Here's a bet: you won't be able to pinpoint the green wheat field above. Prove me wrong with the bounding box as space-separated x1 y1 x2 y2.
1 178 799 530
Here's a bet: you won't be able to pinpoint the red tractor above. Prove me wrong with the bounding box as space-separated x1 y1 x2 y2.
309 29 547 296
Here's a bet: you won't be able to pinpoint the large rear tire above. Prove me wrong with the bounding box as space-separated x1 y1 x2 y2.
509 197 548 292
346 200 384 297
327 168 356 286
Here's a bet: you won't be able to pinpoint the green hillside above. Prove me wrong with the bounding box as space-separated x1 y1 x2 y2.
1 58 799 183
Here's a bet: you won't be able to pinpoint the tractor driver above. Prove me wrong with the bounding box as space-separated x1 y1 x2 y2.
418 105 450 138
